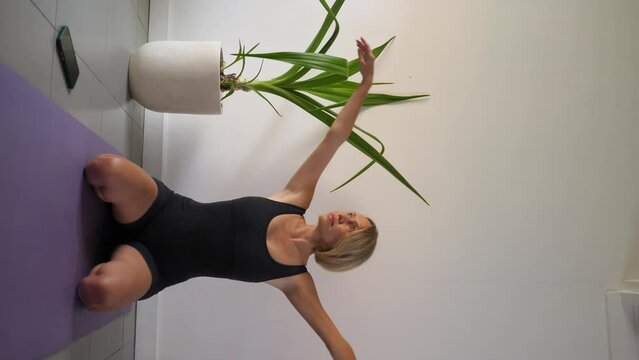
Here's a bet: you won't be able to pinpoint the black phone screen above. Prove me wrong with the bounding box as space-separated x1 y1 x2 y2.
56 26 79 89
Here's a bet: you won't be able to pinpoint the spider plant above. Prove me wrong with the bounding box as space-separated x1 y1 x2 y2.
220 0 430 205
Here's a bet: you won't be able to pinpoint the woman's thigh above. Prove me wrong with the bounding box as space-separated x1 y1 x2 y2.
85 154 158 224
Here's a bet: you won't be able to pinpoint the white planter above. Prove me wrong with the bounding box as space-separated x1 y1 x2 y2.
128 41 222 115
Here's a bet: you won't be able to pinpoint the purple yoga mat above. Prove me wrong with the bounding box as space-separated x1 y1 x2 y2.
0 64 131 360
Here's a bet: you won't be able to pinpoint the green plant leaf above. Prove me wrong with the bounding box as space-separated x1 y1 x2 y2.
247 60 265 83
222 40 244 71
236 43 261 78
305 90 347 103
237 52 349 77
286 79 392 92
305 0 344 54
312 93 430 110
280 73 347 90
223 41 260 73
330 124 387 192
245 84 283 117
221 89 235 101
363 93 429 106
299 82 428 107
270 0 345 84
331 161 374 192
237 44 247 77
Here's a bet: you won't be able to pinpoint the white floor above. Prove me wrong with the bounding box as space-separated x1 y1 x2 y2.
0 0 149 359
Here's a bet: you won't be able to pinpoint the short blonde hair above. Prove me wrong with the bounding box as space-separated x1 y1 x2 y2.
315 218 378 272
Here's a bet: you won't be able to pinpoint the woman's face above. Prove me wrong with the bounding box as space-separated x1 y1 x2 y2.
318 211 372 248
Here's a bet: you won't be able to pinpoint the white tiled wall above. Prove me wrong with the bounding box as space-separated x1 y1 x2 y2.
0 0 150 359
43 307 137 360
0 0 148 161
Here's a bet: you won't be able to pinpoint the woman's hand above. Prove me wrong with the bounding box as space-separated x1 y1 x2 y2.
357 37 375 84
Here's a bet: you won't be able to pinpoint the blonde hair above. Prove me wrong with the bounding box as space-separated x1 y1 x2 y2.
315 218 378 272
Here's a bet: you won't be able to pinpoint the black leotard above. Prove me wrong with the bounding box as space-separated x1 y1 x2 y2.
115 179 308 299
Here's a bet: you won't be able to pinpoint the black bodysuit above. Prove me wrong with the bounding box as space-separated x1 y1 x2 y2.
116 179 308 299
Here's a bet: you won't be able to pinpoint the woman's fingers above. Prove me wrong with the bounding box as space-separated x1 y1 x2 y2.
357 37 374 80
357 39 365 63
361 37 370 49
357 37 374 60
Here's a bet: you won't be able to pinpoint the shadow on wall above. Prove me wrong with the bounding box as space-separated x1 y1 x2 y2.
621 223 639 291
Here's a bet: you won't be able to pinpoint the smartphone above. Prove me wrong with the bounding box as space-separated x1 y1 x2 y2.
56 26 79 89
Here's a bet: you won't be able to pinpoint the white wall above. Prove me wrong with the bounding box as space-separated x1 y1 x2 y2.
157 1 639 359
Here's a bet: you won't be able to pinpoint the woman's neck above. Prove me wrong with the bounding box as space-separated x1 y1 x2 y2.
288 218 323 259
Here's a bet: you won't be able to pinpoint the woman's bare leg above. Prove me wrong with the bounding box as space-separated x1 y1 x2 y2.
84 153 157 224
78 245 152 312
79 154 157 311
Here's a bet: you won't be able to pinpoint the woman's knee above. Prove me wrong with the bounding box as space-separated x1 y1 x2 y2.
84 154 122 185
78 257 148 312
78 275 115 312
84 154 126 202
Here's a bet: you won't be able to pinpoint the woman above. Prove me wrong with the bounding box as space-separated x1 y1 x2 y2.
78 38 377 360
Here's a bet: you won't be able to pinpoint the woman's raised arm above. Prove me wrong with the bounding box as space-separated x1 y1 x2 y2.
270 38 375 209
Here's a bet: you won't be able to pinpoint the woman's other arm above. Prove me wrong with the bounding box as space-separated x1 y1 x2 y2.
270 38 375 209
267 273 357 360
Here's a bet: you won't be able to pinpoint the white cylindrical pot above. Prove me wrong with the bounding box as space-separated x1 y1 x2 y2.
129 41 222 114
